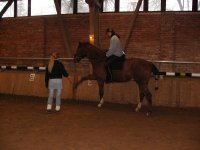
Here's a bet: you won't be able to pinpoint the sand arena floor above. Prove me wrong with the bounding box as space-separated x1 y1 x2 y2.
0 94 200 150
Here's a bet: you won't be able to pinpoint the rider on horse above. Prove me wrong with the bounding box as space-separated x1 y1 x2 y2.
105 28 125 82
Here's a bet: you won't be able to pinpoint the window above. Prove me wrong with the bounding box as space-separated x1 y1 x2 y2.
103 0 115 12
61 0 73 14
17 0 28 17
0 1 14 18
166 0 192 11
77 0 89 13
149 0 161 11
31 0 57 16
120 0 143 12
198 0 200 11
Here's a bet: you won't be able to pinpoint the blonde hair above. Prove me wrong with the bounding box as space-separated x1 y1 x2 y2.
48 52 58 73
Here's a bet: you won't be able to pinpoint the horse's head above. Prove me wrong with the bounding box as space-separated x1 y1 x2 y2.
74 42 89 63
74 42 106 63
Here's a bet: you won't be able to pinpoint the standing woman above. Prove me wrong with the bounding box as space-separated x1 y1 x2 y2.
45 52 69 112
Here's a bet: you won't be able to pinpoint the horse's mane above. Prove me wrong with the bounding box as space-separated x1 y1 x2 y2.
83 42 106 58
77 42 107 62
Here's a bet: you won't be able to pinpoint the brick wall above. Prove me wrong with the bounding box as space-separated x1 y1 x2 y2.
0 12 200 72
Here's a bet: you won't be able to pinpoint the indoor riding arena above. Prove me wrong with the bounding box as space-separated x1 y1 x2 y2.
0 0 200 150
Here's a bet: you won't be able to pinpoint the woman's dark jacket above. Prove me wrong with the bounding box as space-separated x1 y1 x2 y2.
45 60 69 88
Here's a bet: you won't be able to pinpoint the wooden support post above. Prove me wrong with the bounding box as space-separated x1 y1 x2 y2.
85 0 101 86
54 0 77 100
89 6 100 47
86 1 99 85
86 0 101 48
54 0 72 58
123 0 143 51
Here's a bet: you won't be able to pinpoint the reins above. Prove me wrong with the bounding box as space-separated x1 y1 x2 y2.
86 44 106 63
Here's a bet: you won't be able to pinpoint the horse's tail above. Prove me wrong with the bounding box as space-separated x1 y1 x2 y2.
151 63 159 90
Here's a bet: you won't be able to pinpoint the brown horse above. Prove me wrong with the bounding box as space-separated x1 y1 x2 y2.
74 42 159 116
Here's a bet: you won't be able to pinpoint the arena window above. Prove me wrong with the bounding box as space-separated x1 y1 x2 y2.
148 0 161 11
198 0 200 10
166 0 193 11
77 0 89 13
119 0 144 12
61 0 73 14
17 0 28 17
0 0 199 18
103 0 115 12
31 0 57 16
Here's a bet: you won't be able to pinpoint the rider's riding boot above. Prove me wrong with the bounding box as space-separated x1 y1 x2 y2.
105 66 112 82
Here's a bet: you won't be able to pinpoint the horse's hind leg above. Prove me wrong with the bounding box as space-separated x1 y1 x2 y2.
135 83 152 116
145 88 152 116
135 82 146 112
135 92 145 112
97 80 105 108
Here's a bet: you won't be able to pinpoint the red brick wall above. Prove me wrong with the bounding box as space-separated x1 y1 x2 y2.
0 12 200 72
100 12 200 62
0 15 89 58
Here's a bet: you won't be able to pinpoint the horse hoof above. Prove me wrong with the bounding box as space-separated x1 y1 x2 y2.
135 108 139 112
146 112 151 117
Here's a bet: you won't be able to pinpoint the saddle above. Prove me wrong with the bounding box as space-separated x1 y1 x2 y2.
105 56 125 83
110 55 125 70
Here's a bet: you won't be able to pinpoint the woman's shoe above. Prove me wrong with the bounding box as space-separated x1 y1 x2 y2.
47 104 52 113
55 106 60 112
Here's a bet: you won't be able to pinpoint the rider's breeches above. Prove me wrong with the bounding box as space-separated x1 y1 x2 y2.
105 55 119 67
104 55 119 76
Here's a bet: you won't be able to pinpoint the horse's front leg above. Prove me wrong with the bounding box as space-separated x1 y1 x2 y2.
97 80 105 108
135 83 145 112
74 74 96 89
